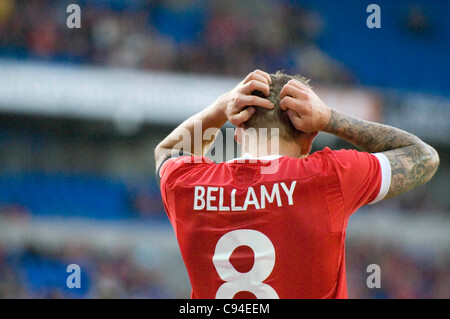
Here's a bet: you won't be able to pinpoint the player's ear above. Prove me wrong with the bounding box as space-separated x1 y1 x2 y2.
234 126 244 145
299 131 318 156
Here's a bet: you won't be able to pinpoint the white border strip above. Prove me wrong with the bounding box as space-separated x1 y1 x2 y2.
368 153 392 205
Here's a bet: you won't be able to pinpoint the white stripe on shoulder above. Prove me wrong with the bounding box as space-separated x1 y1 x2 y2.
368 152 392 205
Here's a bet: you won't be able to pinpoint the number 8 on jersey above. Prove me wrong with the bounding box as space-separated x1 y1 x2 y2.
212 229 279 299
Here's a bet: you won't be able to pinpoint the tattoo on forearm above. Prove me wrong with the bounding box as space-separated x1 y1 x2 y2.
324 109 421 153
324 109 439 198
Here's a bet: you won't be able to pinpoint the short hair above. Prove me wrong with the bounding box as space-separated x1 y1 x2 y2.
242 71 311 140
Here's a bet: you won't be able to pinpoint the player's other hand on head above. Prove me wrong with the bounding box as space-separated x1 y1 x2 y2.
218 69 275 127
279 79 331 133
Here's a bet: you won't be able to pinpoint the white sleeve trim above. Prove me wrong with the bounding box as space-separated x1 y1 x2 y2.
368 153 392 205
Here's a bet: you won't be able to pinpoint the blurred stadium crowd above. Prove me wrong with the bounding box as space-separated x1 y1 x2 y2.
0 0 448 298
1 239 448 298
0 242 172 298
0 0 448 93
0 0 350 82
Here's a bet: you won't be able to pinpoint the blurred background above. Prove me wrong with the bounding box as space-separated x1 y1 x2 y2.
0 0 448 298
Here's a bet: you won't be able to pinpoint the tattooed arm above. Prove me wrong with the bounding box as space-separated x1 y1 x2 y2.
322 109 439 199
279 79 440 200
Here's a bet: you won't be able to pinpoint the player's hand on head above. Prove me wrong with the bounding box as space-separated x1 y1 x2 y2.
279 79 331 133
219 70 274 127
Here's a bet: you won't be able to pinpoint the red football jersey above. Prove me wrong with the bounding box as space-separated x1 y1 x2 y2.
159 147 391 299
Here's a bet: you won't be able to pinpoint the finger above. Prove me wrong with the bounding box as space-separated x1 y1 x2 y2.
240 95 274 110
279 82 305 100
287 79 311 92
252 69 272 84
279 96 291 111
286 109 305 130
231 107 256 125
242 79 270 96
279 96 305 113
243 71 270 86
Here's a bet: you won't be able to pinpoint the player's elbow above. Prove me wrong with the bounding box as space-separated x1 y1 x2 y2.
154 143 168 173
154 143 162 161
154 144 160 164
426 144 440 177
418 143 440 185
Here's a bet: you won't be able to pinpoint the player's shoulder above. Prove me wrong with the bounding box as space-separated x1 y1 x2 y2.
160 155 217 186
311 147 373 164
244 149 339 181
285 147 375 178
163 155 214 168
286 147 339 168
311 146 357 157
311 147 385 183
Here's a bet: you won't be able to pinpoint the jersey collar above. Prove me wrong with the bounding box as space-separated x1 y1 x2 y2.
227 153 282 162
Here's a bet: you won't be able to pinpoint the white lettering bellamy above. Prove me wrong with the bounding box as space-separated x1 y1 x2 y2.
193 181 297 212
